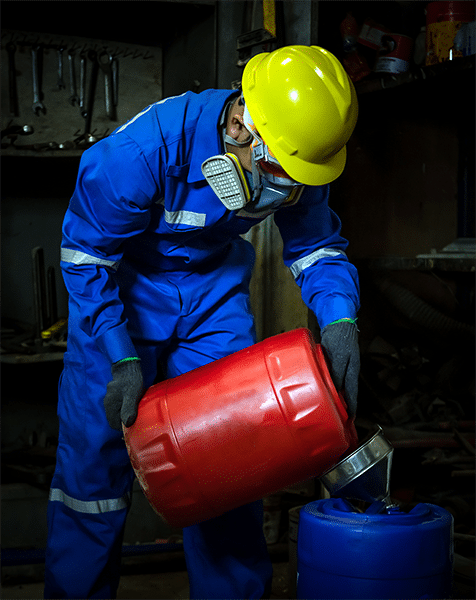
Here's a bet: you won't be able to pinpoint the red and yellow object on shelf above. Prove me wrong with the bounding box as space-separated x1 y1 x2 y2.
426 1 475 65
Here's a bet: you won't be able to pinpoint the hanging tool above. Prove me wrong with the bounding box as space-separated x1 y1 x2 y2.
31 45 46 115
57 46 66 90
98 50 116 121
81 49 99 135
31 246 48 343
7 42 19 117
79 50 87 110
68 49 80 106
111 57 119 108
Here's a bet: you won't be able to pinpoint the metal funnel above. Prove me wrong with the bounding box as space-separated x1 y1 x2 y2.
319 426 394 505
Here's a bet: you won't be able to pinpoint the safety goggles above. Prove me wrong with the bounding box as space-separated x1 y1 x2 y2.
242 104 299 186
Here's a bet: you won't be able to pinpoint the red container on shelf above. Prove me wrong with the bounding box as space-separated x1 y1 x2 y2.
375 34 414 74
124 328 358 528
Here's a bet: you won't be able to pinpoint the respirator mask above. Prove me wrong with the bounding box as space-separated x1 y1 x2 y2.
201 98 304 213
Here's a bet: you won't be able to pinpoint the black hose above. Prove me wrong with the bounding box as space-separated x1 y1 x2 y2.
376 278 475 339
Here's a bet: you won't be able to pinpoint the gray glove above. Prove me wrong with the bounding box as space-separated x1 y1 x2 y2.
320 320 360 419
103 358 144 430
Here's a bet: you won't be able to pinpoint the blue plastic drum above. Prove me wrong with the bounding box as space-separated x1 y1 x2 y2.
297 498 453 600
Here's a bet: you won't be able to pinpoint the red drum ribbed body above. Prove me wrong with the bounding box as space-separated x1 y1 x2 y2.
124 328 358 527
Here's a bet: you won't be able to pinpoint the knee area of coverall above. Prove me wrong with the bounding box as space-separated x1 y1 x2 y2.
45 500 127 599
55 352 135 500
183 500 273 600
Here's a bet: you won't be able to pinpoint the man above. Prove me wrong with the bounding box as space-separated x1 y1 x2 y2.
45 45 360 599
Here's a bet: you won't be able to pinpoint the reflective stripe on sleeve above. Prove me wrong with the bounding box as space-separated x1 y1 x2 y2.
61 248 119 270
49 488 131 514
290 248 347 279
164 209 206 228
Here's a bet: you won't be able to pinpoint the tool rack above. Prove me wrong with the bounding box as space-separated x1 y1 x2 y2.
1 30 162 156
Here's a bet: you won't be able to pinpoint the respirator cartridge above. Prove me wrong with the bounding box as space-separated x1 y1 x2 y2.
201 153 251 210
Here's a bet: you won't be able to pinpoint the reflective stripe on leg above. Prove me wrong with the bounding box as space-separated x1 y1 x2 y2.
49 488 131 514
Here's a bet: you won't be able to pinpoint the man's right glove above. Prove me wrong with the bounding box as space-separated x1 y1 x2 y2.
320 319 360 420
103 357 144 431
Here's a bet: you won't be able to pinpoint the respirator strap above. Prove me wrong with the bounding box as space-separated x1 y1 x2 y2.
221 97 252 149
250 153 263 201
223 132 253 148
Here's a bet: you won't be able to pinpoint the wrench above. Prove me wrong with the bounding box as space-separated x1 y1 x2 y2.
111 57 119 107
79 50 87 110
31 45 46 115
68 50 80 106
57 47 66 90
97 51 116 121
81 50 99 135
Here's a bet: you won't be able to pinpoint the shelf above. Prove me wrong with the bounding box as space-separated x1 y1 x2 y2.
1 350 65 364
355 55 475 95
364 255 475 273
363 239 476 272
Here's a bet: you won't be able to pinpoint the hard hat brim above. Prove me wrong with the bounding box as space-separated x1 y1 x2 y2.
277 145 348 187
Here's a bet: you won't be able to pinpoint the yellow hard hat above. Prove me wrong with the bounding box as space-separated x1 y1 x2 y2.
242 45 358 186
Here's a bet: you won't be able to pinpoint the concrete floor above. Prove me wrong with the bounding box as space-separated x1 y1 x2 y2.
7 563 476 600
2 559 292 599
2 572 187 600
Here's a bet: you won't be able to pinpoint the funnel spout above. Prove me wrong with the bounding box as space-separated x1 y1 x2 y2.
320 426 395 504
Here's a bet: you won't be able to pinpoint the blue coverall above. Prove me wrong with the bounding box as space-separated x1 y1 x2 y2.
44 89 360 599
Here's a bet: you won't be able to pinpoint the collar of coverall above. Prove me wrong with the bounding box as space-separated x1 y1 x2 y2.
187 90 241 184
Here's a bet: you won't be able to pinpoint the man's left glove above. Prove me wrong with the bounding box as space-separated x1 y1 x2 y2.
320 320 360 419
103 358 144 430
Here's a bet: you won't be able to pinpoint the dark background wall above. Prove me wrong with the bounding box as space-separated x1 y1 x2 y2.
2 0 473 327
2 3 474 587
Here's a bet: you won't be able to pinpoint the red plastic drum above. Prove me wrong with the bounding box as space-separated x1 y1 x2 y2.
124 328 358 528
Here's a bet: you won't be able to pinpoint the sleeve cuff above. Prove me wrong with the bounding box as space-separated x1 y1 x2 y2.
315 297 359 331
96 323 138 364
